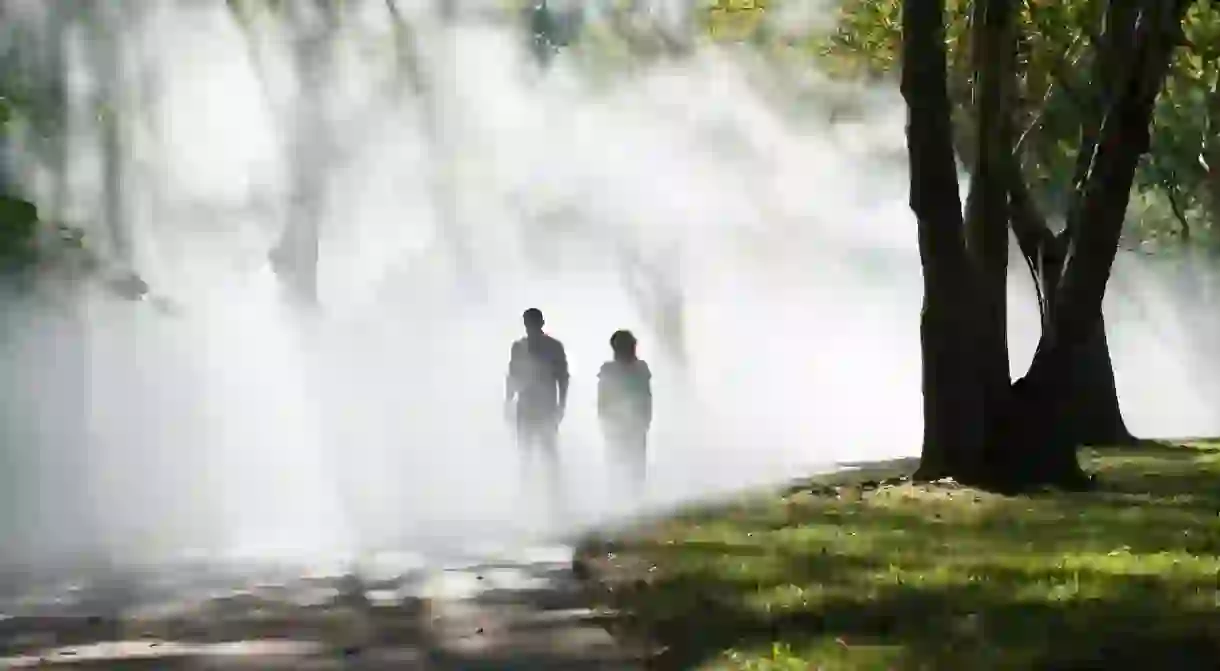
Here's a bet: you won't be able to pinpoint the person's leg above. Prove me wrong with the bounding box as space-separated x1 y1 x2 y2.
614 428 647 500
604 424 638 501
516 414 540 505
537 415 562 510
629 429 648 495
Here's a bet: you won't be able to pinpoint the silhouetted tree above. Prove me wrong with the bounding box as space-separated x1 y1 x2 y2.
904 0 1195 489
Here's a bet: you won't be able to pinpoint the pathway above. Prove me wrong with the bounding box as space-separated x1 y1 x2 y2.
0 543 641 669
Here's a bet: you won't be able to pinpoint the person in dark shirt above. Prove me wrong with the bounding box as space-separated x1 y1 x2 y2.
597 329 652 496
505 308 570 498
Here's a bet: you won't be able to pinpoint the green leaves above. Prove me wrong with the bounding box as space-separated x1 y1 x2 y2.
0 195 40 270
822 0 1220 247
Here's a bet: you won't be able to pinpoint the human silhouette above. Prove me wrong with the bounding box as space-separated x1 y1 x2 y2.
505 308 569 503
598 330 653 496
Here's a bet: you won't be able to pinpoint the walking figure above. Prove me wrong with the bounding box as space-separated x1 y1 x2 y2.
598 330 653 496
505 308 569 504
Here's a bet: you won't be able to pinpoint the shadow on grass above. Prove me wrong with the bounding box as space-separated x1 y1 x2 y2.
1088 436 1220 453
583 443 1220 670
635 574 1220 670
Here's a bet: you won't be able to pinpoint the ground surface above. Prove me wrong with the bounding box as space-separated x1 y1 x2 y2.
0 542 641 669
577 443 1220 670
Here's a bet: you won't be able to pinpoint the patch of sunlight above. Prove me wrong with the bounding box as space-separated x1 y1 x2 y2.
770 522 871 548
1054 549 1220 577
1009 573 1117 603
744 582 837 613
863 561 962 588
710 555 788 584
713 640 905 671
1091 455 1171 470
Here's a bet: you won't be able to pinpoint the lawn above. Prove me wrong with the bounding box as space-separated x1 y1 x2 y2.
577 442 1220 670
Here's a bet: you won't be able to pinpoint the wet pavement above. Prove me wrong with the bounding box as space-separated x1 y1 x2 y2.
0 544 641 669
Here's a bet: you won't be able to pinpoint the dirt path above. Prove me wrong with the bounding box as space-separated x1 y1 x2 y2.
0 545 641 670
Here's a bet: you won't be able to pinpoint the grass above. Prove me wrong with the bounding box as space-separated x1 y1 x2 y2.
578 442 1220 670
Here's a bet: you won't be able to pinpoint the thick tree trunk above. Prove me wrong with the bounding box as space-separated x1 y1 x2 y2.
1009 1 1192 488
1025 1 1192 381
906 0 1188 490
1068 319 1134 445
965 0 1017 484
1025 235 1134 447
1008 161 1136 449
902 0 983 483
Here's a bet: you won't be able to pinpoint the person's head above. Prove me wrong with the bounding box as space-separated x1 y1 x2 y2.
522 308 545 335
609 329 638 361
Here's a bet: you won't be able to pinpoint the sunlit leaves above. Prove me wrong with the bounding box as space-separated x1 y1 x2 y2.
821 0 1219 246
705 0 769 42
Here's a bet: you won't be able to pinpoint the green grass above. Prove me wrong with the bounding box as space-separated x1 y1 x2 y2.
580 442 1220 670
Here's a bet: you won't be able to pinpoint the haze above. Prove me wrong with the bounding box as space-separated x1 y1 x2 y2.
0 0 1216 571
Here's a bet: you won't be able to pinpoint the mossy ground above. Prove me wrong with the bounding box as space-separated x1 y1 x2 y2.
579 442 1220 670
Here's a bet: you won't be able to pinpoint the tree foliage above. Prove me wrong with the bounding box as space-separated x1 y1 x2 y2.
529 0 1217 251
827 0 1220 248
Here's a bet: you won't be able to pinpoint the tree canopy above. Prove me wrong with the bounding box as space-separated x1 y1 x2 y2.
827 0 1220 250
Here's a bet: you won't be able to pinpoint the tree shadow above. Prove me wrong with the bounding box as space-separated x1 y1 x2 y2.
585 444 1220 669
1089 437 1220 453
637 570 1220 670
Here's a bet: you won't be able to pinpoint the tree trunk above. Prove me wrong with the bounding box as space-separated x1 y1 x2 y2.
1007 1 1192 488
89 4 131 268
1008 157 1136 450
902 0 983 483
1025 1 1192 381
965 0 1017 484
1023 235 1134 447
1206 73 1220 222
270 0 339 307
1067 319 1135 445
906 0 1190 491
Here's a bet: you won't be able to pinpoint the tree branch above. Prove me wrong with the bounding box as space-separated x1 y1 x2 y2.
901 0 965 241
963 0 1017 387
1164 183 1193 241
1014 32 1087 154
1026 0 1197 382
1006 151 1059 326
1061 0 1144 238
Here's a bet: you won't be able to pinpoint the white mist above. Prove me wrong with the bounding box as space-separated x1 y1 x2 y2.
0 1 1215 572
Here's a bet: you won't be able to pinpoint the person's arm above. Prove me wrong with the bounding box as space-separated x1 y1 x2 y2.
640 362 653 428
555 341 570 415
597 364 610 422
505 342 520 405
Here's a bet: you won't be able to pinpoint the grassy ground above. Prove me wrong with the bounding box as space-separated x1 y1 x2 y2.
578 442 1220 670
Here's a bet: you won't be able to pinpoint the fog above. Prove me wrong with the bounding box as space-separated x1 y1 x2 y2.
0 0 1216 571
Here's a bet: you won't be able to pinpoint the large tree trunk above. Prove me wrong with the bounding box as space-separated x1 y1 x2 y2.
1068 319 1134 445
964 0 1017 482
908 0 1191 490
1002 1 1192 488
1008 166 1136 450
903 0 983 483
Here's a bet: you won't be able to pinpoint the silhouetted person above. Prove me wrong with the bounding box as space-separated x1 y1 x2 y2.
505 308 569 503
598 330 652 496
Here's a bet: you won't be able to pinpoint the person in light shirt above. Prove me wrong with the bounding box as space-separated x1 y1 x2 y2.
597 329 653 495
